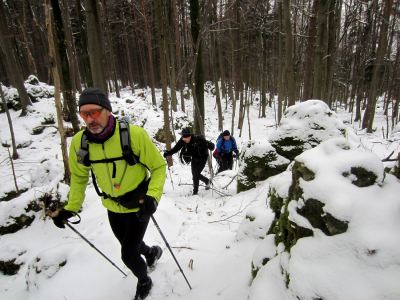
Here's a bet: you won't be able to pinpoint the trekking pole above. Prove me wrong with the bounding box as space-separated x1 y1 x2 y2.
150 216 192 290
167 165 175 190
65 222 128 277
164 153 175 190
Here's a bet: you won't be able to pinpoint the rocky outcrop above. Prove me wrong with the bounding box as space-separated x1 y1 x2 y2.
237 100 345 192
249 138 399 300
237 140 290 192
269 100 346 161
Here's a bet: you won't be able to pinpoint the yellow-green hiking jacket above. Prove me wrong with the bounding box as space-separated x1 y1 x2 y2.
64 122 166 213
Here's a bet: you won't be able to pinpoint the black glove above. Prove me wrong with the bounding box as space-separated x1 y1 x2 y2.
234 150 239 157
52 209 74 228
163 150 169 158
137 195 158 220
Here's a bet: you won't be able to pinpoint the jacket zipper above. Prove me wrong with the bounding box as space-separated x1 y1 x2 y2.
102 144 115 197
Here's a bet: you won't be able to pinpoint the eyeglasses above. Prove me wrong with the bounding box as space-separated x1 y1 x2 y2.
79 108 104 119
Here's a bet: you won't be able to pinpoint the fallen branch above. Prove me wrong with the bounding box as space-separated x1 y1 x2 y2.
382 151 399 162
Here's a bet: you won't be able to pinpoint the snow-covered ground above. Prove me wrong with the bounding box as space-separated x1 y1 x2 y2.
0 85 399 300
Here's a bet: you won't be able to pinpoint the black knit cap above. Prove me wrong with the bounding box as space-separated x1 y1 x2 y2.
78 88 112 111
222 130 230 136
181 127 191 137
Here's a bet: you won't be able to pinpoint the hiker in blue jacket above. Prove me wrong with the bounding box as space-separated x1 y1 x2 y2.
213 130 239 173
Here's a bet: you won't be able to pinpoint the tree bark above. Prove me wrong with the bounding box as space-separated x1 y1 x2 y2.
302 0 319 101
156 0 172 165
189 0 205 133
282 0 296 106
45 0 71 184
0 1 32 116
84 0 107 93
362 0 392 132
50 0 80 133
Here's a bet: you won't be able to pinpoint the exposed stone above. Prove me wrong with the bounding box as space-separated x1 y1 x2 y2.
238 141 290 192
0 258 23 275
0 188 28 202
0 214 35 236
154 127 172 143
297 199 348 236
288 161 315 201
269 100 346 161
342 166 378 187
269 203 313 250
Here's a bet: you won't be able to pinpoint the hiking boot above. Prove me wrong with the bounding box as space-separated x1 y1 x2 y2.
193 190 198 195
134 277 152 300
145 246 162 268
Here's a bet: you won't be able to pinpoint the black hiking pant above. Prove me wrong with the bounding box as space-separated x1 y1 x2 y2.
107 211 151 281
191 156 209 193
217 152 233 173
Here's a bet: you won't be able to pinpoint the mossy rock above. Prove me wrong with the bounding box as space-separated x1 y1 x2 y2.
251 258 270 279
269 100 346 161
288 161 315 200
26 75 40 85
297 199 348 236
271 201 313 249
268 187 285 217
0 200 42 235
343 167 378 187
32 126 45 135
0 188 28 202
41 115 55 125
271 136 306 161
0 214 35 236
154 128 173 143
237 142 289 193
0 258 23 275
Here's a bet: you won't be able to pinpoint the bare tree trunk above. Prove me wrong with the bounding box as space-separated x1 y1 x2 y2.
167 1 178 111
282 0 296 106
45 0 70 184
156 0 172 165
102 0 119 97
312 0 329 101
60 0 81 93
303 0 319 101
84 0 107 93
0 1 32 116
50 0 80 133
210 31 223 131
260 32 267 117
277 0 284 123
141 0 157 105
362 0 392 132
20 1 38 77
189 0 205 133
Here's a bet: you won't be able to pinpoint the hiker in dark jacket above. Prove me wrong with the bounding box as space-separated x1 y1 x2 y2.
213 130 239 173
164 128 215 195
50 88 166 300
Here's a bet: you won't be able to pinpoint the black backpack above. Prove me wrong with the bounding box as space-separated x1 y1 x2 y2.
76 120 146 200
77 120 139 167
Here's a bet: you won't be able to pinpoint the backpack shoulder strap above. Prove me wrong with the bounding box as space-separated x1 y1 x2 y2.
119 120 139 166
77 132 91 167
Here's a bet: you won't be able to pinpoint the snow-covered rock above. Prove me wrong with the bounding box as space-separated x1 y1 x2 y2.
250 137 400 300
269 100 346 161
237 140 290 192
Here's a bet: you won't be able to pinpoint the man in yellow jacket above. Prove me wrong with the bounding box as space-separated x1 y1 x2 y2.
50 88 166 300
